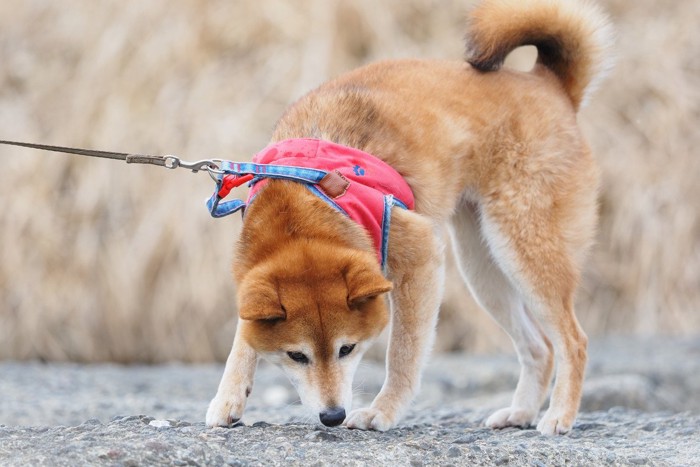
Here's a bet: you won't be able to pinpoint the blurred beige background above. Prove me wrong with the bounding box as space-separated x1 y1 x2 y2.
0 0 698 363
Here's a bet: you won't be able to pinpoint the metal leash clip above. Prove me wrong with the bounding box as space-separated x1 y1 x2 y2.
161 156 225 181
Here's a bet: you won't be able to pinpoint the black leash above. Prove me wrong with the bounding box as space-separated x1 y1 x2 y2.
0 139 222 174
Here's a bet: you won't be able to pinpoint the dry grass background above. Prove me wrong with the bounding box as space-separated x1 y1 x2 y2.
0 0 697 363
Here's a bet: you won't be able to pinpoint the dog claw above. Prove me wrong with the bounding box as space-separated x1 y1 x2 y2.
536 409 573 435
485 406 537 429
346 408 395 431
205 395 245 428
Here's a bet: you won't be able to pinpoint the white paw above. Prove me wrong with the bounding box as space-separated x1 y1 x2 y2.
536 409 574 435
485 406 537 429
345 407 395 431
205 393 246 427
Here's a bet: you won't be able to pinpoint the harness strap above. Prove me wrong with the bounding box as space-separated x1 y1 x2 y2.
206 161 329 218
206 159 410 270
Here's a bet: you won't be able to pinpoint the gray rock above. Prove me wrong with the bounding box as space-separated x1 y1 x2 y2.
0 337 699 466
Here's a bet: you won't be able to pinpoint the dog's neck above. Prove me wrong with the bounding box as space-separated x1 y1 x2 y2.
232 180 375 282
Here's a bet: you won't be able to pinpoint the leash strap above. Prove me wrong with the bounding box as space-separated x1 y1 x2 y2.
0 139 221 172
0 139 330 217
0 140 407 266
0 139 162 165
1 138 410 268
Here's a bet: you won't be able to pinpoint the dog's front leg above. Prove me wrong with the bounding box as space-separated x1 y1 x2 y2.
206 321 257 427
346 210 444 431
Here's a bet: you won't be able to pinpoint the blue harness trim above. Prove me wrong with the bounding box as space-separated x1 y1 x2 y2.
306 185 350 217
206 160 407 268
380 195 394 271
206 161 328 218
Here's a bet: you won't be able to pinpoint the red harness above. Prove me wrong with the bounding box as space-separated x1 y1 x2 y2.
209 139 414 267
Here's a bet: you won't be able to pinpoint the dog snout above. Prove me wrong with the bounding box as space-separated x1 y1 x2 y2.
319 407 346 427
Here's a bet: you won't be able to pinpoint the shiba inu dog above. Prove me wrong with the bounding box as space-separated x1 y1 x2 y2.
206 0 613 435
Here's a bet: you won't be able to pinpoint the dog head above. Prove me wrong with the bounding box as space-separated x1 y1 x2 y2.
236 241 391 426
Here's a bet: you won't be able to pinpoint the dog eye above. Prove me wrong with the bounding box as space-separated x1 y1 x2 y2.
339 344 356 358
287 351 309 364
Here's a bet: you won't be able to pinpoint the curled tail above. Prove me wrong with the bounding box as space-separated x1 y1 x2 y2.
465 0 614 110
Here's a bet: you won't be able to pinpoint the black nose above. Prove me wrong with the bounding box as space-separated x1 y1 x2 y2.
319 407 346 427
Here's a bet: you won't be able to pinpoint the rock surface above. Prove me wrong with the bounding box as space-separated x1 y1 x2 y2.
1 337 699 466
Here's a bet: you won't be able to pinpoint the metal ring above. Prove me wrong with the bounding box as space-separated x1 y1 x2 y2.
163 155 180 169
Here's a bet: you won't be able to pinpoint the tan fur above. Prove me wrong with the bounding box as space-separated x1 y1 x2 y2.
207 0 613 435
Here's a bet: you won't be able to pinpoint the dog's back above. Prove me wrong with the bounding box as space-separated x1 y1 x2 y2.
273 0 613 217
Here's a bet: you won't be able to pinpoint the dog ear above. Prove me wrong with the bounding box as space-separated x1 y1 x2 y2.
237 270 286 321
345 253 393 307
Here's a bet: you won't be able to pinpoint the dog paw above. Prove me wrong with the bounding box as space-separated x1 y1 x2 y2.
536 409 574 435
345 408 395 431
485 406 537 429
205 394 245 428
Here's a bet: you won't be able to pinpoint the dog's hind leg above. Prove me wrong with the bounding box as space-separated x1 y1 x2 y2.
206 322 258 427
449 201 554 430
475 187 592 435
346 209 445 431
